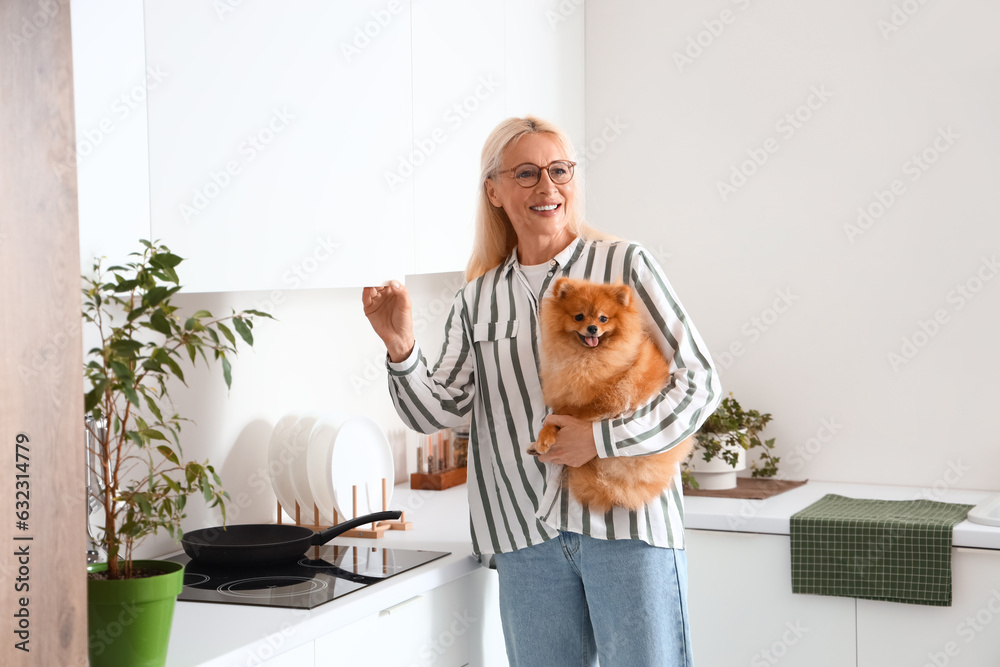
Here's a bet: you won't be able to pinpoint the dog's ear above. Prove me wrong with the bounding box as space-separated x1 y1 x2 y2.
552 277 574 300
611 283 631 307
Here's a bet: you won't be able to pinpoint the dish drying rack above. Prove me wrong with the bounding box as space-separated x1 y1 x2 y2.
277 477 412 539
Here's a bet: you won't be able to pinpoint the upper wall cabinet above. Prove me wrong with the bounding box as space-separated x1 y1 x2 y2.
409 0 586 276
144 0 413 292
410 0 505 275
72 0 154 272
74 1 584 290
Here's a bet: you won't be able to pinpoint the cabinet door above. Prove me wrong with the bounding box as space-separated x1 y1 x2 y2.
686 529 857 667
71 0 153 270
503 0 585 158
144 0 412 292
315 576 472 666
410 0 505 275
857 547 1000 667
262 640 315 667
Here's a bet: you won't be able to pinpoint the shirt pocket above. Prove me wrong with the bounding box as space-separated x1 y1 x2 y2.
472 320 520 343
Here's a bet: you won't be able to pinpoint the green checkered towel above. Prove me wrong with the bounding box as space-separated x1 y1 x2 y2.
790 494 974 606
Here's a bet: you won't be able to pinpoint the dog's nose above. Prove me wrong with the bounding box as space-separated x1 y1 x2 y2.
587 325 598 335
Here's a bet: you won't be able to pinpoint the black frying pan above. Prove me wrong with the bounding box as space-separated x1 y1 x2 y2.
181 511 401 566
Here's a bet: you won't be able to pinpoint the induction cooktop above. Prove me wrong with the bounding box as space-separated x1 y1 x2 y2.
166 545 450 610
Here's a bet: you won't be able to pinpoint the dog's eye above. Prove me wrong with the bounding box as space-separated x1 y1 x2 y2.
599 315 608 323
574 314 584 322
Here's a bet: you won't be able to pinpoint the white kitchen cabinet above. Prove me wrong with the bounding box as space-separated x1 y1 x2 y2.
143 0 413 292
75 1 587 290
857 546 1000 667
261 640 315 667
503 0 586 158
70 0 154 270
410 0 505 275
407 0 585 276
685 529 857 667
314 575 472 666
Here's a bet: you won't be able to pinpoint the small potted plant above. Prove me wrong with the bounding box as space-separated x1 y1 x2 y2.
83 240 270 667
683 393 778 490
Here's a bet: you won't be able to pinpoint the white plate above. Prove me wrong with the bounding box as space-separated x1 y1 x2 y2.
267 414 301 518
320 416 394 520
306 413 350 524
287 414 320 517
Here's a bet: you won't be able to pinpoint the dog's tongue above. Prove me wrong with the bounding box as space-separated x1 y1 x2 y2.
585 336 599 348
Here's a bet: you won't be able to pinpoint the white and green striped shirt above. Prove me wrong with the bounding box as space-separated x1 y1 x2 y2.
387 238 721 564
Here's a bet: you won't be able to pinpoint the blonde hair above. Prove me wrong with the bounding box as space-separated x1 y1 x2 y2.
465 116 612 281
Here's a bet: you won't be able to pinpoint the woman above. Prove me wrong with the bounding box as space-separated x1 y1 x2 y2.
362 116 720 666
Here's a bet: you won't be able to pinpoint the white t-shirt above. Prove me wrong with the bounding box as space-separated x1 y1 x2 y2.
517 259 551 298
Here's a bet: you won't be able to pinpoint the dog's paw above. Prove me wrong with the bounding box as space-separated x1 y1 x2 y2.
530 424 558 455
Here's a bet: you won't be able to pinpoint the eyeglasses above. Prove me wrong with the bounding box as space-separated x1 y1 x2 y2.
499 160 576 188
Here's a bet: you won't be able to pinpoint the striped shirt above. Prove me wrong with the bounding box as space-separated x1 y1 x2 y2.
387 238 721 565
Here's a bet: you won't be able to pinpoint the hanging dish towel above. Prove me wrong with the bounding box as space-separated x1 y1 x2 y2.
790 494 974 606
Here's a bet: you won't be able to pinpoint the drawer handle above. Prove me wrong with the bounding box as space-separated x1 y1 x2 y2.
379 595 424 617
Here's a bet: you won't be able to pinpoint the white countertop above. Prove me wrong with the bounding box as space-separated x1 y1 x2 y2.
683 479 1000 550
166 479 1000 666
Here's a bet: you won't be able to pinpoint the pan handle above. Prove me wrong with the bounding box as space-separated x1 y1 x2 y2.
311 511 402 546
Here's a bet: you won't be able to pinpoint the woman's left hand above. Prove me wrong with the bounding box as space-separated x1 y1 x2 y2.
535 414 598 467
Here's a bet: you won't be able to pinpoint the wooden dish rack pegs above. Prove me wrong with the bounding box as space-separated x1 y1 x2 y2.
277 477 411 539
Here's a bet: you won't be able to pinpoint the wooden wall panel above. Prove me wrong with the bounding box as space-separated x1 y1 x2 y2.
0 0 87 664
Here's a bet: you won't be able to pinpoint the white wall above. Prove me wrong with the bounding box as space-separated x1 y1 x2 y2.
585 0 1000 490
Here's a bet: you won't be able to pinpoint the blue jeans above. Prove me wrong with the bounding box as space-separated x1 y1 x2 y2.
493 531 693 667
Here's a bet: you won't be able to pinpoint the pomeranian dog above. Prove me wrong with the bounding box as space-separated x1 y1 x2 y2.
529 277 693 511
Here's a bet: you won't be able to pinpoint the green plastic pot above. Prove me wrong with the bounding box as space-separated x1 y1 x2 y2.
87 560 184 667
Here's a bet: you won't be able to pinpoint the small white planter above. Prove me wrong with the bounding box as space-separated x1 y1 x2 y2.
687 431 746 490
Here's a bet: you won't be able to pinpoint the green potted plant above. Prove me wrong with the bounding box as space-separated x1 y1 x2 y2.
683 393 779 490
83 240 270 667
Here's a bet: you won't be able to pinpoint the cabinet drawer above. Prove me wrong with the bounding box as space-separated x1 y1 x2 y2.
315 577 472 666
261 641 314 667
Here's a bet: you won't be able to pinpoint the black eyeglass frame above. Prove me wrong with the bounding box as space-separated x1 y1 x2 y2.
497 160 577 188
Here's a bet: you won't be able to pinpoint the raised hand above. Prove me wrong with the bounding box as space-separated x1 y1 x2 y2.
361 281 415 362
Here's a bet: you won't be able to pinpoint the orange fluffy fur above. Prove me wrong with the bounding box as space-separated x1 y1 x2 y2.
531 277 692 511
